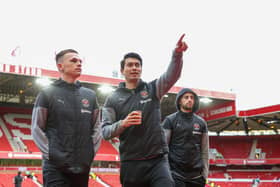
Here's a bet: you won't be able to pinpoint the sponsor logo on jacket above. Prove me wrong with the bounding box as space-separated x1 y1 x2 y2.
81 109 92 114
140 98 152 104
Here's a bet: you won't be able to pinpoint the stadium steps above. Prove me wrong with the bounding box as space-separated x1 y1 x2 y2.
249 138 258 159
0 117 16 151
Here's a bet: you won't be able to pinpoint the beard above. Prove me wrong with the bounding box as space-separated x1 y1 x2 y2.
181 104 193 112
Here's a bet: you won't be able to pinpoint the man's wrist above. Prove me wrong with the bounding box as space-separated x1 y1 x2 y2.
120 120 127 128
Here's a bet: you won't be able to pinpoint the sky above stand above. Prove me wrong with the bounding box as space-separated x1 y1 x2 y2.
0 0 279 110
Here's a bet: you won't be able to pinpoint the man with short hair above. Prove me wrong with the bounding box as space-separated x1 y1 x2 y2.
101 34 188 187
32 49 101 187
162 88 209 187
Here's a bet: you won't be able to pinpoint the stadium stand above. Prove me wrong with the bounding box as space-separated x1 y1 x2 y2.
98 173 121 187
1 110 280 186
256 135 280 158
3 63 280 186
0 108 119 158
208 181 280 187
88 178 104 187
226 170 280 180
97 140 119 156
0 122 13 152
0 109 38 153
0 75 279 187
210 136 253 159
0 171 119 187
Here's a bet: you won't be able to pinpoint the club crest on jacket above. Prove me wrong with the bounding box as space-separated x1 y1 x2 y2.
140 90 149 99
82 98 89 108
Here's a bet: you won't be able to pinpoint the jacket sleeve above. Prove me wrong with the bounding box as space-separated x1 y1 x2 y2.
92 97 102 157
101 97 126 140
201 125 209 179
155 51 183 99
31 91 49 159
161 117 173 145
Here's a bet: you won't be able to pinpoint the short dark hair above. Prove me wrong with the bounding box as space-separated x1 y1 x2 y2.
55 49 78 63
120 52 142 70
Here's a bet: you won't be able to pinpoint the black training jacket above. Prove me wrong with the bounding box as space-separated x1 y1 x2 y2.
32 79 101 174
162 88 209 180
101 51 184 161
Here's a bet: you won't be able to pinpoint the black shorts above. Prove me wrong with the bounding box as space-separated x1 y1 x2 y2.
120 154 174 187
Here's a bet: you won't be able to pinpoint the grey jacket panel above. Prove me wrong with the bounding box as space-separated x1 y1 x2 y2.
156 51 183 99
201 132 209 179
164 129 172 145
31 106 49 159
101 107 126 140
92 109 102 157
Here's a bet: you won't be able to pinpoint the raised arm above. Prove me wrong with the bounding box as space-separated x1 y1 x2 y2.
156 34 188 99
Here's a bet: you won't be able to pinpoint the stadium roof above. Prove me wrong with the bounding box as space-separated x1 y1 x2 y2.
1 63 279 134
207 104 280 135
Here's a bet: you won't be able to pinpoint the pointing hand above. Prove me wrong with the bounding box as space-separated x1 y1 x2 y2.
175 34 188 53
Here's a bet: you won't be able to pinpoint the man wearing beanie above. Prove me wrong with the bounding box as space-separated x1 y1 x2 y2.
162 88 209 187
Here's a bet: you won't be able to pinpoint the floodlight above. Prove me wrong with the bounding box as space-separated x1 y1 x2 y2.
200 97 213 104
36 78 52 87
98 85 115 94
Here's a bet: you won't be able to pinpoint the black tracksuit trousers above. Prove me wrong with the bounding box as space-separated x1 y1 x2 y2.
120 154 174 187
42 159 89 187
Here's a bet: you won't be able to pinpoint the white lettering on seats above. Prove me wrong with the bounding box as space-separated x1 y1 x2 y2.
3 113 32 139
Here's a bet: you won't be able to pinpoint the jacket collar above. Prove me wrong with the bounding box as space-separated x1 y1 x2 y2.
178 110 193 119
118 79 145 92
53 78 81 89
